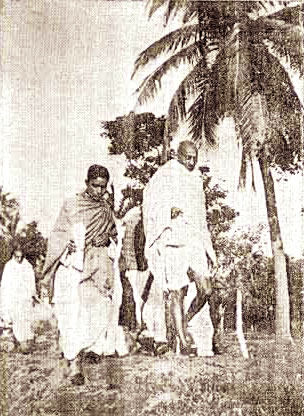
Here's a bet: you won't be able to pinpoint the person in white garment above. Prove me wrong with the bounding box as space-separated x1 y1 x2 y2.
118 197 149 332
142 141 216 354
0 246 37 352
41 165 129 385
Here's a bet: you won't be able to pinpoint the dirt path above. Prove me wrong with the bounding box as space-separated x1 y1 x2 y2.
1 327 304 416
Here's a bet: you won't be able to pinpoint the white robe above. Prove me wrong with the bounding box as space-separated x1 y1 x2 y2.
142 159 214 342
0 258 36 343
143 159 214 289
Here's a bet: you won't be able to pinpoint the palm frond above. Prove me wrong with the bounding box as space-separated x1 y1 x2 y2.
182 2 200 24
187 59 227 146
147 0 169 19
252 17 304 76
187 25 242 146
261 43 303 114
167 56 211 132
237 92 268 156
188 88 213 146
163 0 187 25
265 2 304 25
260 44 304 168
132 24 199 78
135 41 216 106
236 39 303 177
147 0 187 21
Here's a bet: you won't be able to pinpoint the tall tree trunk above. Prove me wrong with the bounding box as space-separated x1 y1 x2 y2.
236 288 249 358
161 118 170 164
258 157 292 343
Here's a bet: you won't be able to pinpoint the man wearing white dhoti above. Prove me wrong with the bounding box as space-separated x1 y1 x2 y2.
142 141 216 354
118 201 150 331
41 165 129 385
0 247 36 352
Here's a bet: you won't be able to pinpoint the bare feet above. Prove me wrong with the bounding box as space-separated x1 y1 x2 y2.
60 357 86 385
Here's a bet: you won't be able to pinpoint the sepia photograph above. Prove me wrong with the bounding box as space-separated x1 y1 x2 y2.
0 0 304 414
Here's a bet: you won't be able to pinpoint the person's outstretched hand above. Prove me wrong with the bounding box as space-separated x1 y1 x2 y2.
171 207 183 219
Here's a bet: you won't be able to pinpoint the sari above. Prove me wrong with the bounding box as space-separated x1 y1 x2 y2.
42 192 128 360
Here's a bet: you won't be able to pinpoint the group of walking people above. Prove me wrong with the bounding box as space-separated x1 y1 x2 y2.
0 140 223 386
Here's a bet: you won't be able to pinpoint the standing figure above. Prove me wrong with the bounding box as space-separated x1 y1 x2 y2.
41 165 128 385
119 201 149 332
142 141 216 354
0 246 37 352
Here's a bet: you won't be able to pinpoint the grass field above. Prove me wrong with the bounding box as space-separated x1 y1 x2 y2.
1 323 304 416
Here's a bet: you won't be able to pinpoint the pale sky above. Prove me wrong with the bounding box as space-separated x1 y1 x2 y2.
0 0 303 257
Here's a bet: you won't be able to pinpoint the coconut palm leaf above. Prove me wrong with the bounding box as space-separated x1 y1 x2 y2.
147 0 169 18
132 24 200 78
186 24 244 144
259 42 303 116
266 2 304 25
187 60 228 146
147 0 187 21
163 0 188 25
135 41 217 105
231 37 302 182
252 17 304 76
167 57 209 132
260 45 303 166
188 84 219 147
182 1 267 25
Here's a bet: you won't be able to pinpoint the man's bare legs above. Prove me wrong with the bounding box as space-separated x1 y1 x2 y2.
186 267 211 322
169 288 189 351
186 291 209 323
186 268 225 354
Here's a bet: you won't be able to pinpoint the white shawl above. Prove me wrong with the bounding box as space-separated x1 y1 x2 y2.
143 159 214 260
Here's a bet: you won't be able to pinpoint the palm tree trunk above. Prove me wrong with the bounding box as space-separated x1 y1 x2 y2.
161 118 170 164
236 288 249 358
258 157 292 343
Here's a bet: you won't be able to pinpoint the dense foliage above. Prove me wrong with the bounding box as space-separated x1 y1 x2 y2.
101 112 166 161
0 187 47 272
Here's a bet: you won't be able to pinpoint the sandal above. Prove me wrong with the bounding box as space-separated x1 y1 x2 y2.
180 343 197 357
153 342 170 356
71 372 86 386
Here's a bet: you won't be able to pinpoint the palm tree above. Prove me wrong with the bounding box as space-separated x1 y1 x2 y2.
132 1 304 342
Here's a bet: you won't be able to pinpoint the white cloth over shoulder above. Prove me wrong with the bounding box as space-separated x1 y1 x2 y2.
143 159 214 291
0 258 36 342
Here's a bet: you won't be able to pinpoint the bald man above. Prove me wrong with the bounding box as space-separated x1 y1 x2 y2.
142 141 216 354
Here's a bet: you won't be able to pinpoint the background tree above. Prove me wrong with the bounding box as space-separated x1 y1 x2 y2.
16 221 48 266
132 0 304 342
101 111 166 160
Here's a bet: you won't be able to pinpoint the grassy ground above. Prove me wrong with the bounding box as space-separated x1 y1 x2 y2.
1 324 304 416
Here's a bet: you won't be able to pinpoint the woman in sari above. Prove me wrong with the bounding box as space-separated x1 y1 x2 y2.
42 165 128 385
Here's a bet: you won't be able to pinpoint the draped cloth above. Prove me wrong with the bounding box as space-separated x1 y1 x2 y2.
0 258 36 343
42 192 128 360
142 159 214 342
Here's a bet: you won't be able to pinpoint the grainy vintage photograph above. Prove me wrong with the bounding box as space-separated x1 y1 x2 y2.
0 0 303 414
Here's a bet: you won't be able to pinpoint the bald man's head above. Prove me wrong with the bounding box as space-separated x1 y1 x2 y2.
177 141 198 171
